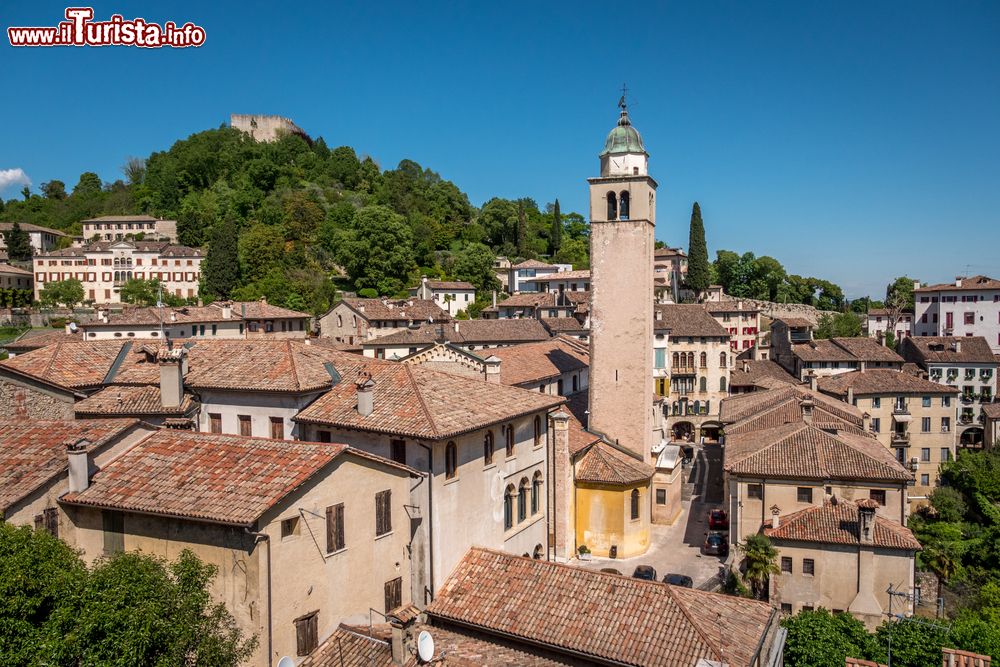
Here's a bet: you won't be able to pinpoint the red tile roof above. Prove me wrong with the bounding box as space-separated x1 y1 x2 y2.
654 304 730 337
365 319 550 347
420 280 476 290
296 362 564 440
226 300 310 319
575 442 654 485
61 431 414 526
426 548 776 667
2 328 80 353
792 337 904 363
0 419 140 514
817 369 957 397
0 340 129 389
487 336 588 387
729 360 798 388
940 647 992 667
0 222 66 235
74 385 196 417
901 336 998 365
765 499 921 550
0 262 33 276
338 298 451 323
914 275 1000 292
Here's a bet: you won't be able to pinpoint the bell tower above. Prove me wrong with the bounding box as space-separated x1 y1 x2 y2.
587 98 657 461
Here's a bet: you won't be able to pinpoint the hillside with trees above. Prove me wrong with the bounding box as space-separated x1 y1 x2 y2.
0 127 588 315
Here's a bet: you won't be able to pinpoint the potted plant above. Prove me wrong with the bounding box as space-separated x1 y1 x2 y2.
577 544 592 561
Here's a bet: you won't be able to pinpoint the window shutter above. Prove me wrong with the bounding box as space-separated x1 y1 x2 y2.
384 577 402 613
44 508 59 538
326 504 345 553
375 490 391 536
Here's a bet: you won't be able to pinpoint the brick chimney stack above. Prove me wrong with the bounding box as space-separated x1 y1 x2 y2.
483 355 501 384
356 372 375 417
157 347 186 409
66 438 92 493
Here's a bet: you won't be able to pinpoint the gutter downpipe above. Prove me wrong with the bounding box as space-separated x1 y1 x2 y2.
416 442 435 604
245 527 272 664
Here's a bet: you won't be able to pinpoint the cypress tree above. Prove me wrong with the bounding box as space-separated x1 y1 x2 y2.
686 202 710 292
201 217 241 299
516 201 527 256
550 199 563 255
4 221 33 261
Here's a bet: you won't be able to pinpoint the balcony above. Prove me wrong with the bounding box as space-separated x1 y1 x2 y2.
959 414 975 425
672 366 697 376
892 402 910 415
891 431 910 444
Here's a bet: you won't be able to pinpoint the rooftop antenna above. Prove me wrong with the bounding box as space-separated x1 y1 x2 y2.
619 83 628 110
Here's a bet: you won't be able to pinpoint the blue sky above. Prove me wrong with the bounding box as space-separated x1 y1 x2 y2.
2 1 998 298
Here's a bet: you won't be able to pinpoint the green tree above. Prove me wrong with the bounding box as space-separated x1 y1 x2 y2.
782 609 880 667
686 202 709 292
238 222 286 282
72 172 103 197
516 201 528 256
928 487 967 523
872 618 953 667
120 278 184 307
41 180 67 200
550 199 563 255
201 217 241 299
553 237 589 269
341 205 415 295
39 278 84 309
452 242 500 293
2 221 33 261
737 533 779 599
814 312 863 339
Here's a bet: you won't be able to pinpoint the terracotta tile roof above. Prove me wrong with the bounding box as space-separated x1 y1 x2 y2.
0 222 66 235
3 328 79 353
563 391 602 454
0 419 140 514
725 422 911 482
654 246 686 258
846 657 887 667
792 337 904 363
81 214 159 222
0 340 130 389
982 403 1000 419
61 430 414 525
510 259 554 269
539 317 588 334
915 275 1000 292
0 262 33 276
485 291 589 311
38 240 201 258
774 317 814 328
487 337 588 387
729 360 798 388
901 336 998 365
818 369 958 397
74 385 195 417
426 548 776 667
764 499 921 550
575 441 654 485
339 298 451 323
940 647 992 667
420 280 475 290
365 319 550 348
705 300 760 314
533 269 590 281
85 305 232 327
654 304 730 337
295 362 565 440
227 300 310 319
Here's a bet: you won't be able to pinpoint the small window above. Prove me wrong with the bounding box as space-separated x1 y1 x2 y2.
34 507 59 538
781 557 792 573
209 413 222 433
326 504 345 553
390 439 406 465
869 490 886 506
921 417 931 433
630 488 640 520
533 415 542 448
504 485 515 530
375 490 392 536
317 430 332 443
238 414 252 437
445 441 457 479
294 611 318 656
532 472 542 515
797 487 813 504
102 511 124 554
922 396 931 408
281 516 300 539
921 448 931 462
505 424 515 457
747 484 763 500
655 488 666 505
269 417 284 440
484 431 494 465
941 448 951 462
802 559 815 576
518 478 529 523
780 603 792 614
872 397 881 409
384 577 403 615
921 473 930 486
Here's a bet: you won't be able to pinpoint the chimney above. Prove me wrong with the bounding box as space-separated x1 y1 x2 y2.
221 302 232 319
64 322 73 334
858 499 878 544
742 360 750 373
955 277 963 288
808 372 818 392
260 296 267 305
388 605 420 665
454 321 459 333
158 347 186 408
67 438 92 493
800 397 814 424
492 290 497 308
655 309 662 322
913 281 920 291
484 355 501 384
356 372 375 417
862 412 871 432
955 340 962 354
169 311 177 322
770 504 781 529
847 386 854 405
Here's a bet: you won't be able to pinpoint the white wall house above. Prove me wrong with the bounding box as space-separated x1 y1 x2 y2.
410 277 477 316
0 222 66 254
914 276 1000 353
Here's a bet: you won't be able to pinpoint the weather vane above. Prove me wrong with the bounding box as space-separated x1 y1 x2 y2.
618 83 628 110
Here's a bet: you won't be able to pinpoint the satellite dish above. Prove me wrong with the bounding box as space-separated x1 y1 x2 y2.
276 657 295 667
68 322 78 332
417 630 435 662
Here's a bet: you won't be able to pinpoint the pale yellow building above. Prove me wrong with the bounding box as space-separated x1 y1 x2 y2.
818 369 959 506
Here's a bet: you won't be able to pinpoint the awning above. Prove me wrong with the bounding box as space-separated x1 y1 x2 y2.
893 413 912 423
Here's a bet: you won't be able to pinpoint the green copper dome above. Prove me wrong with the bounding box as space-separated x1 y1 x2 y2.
600 106 646 157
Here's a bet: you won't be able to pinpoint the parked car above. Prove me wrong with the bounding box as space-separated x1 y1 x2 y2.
632 565 657 581
708 509 729 531
702 532 729 558
662 573 693 588
600 567 623 576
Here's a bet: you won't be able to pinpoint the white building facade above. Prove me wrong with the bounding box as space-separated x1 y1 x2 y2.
914 276 1000 353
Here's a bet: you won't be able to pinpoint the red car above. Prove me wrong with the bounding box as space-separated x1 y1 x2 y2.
708 509 729 531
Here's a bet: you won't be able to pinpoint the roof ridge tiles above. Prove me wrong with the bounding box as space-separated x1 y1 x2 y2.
406 365 441 439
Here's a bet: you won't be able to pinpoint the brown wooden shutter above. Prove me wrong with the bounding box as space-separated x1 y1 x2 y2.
43 508 58 538
238 415 252 436
270 417 284 440
375 490 391 536
325 504 345 553
294 611 319 655
384 576 402 613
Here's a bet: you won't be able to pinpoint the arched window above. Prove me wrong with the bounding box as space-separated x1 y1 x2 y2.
606 191 617 220
720 377 727 392
699 352 707 368
533 415 542 448
505 424 515 457
672 352 680 367
484 431 494 465
518 477 529 523
352 315 357 327
720 352 727 368
619 191 630 220
630 489 640 520
504 485 515 530
699 376 707 392
687 352 695 368
445 441 457 479
532 471 543 515
336 314 343 328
